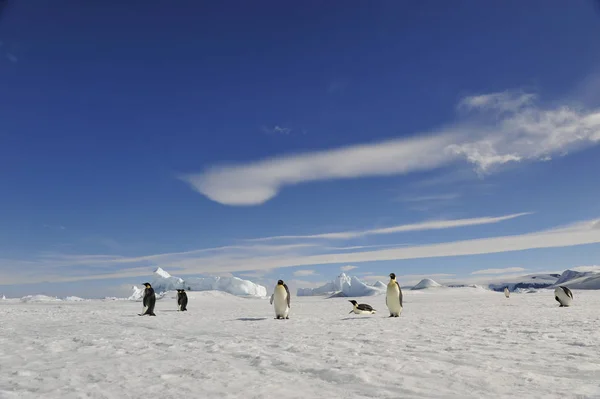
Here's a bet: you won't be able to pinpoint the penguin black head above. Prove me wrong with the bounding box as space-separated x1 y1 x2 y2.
277 280 284 285
143 282 151 288
348 300 358 306
389 273 396 280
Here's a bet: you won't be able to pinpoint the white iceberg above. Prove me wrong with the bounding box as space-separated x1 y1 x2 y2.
297 273 385 297
20 295 62 303
130 267 267 298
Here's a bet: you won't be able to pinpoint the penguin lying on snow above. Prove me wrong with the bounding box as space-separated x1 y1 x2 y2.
348 300 376 314
270 280 290 319
139 283 156 316
177 289 188 311
386 273 403 317
554 286 573 307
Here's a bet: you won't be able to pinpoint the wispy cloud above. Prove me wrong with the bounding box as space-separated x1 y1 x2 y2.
340 265 358 272
262 125 292 135
396 193 461 203
247 212 530 241
293 269 317 277
181 90 600 206
3 217 600 285
43 224 66 231
471 267 527 275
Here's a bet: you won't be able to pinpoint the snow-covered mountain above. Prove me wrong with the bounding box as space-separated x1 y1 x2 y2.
131 267 268 298
297 273 385 297
487 273 560 292
551 269 600 290
412 278 442 290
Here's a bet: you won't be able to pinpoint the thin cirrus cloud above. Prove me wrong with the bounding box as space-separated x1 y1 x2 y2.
471 267 527 275
292 269 317 277
3 216 600 285
246 212 531 241
180 90 600 206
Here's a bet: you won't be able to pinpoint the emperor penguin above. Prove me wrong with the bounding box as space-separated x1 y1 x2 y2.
504 287 510 298
269 280 290 319
348 300 376 314
386 273 403 317
139 282 156 316
177 289 188 311
554 286 573 307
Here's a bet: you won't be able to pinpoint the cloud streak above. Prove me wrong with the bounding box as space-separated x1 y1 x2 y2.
471 267 526 275
181 91 600 206
3 217 600 285
247 212 530 241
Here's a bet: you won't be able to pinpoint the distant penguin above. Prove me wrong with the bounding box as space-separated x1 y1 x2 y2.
269 280 290 319
139 282 156 316
554 286 573 307
348 300 376 314
386 273 403 317
504 287 510 298
177 289 188 311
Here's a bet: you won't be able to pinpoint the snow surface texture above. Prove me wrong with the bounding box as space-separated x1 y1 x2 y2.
297 273 385 296
2 288 600 398
147 267 267 297
411 278 442 290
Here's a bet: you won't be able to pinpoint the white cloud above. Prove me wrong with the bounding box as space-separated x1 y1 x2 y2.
457 90 536 113
397 193 461 202
262 125 291 135
293 269 317 277
4 217 600 285
247 212 530 241
471 267 526 275
181 90 600 206
340 265 358 272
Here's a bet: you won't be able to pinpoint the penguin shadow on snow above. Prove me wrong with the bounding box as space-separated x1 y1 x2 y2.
236 317 268 322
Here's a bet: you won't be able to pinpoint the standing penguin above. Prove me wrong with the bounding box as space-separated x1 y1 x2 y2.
386 273 403 317
269 280 290 319
177 289 188 311
554 286 573 307
504 287 510 298
139 282 156 316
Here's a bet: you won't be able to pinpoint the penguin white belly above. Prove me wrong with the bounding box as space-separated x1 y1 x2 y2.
353 308 375 315
504 288 510 298
273 286 289 317
386 284 402 316
554 287 573 307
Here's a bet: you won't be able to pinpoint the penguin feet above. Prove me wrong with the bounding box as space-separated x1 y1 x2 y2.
285 316 289 319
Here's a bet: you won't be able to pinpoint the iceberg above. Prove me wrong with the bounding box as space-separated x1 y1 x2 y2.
297 273 385 297
130 267 268 298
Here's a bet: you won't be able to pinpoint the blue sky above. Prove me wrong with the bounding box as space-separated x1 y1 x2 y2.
2 1 600 298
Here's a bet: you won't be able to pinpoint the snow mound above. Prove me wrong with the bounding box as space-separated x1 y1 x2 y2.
412 278 442 290
298 273 385 297
373 281 386 289
64 296 86 301
145 268 267 298
20 295 62 303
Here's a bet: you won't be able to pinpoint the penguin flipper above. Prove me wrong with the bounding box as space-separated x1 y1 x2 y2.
269 294 274 305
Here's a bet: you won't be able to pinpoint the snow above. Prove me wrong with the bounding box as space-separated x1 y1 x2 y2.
149 267 267 297
297 273 385 296
411 278 442 290
2 288 600 398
